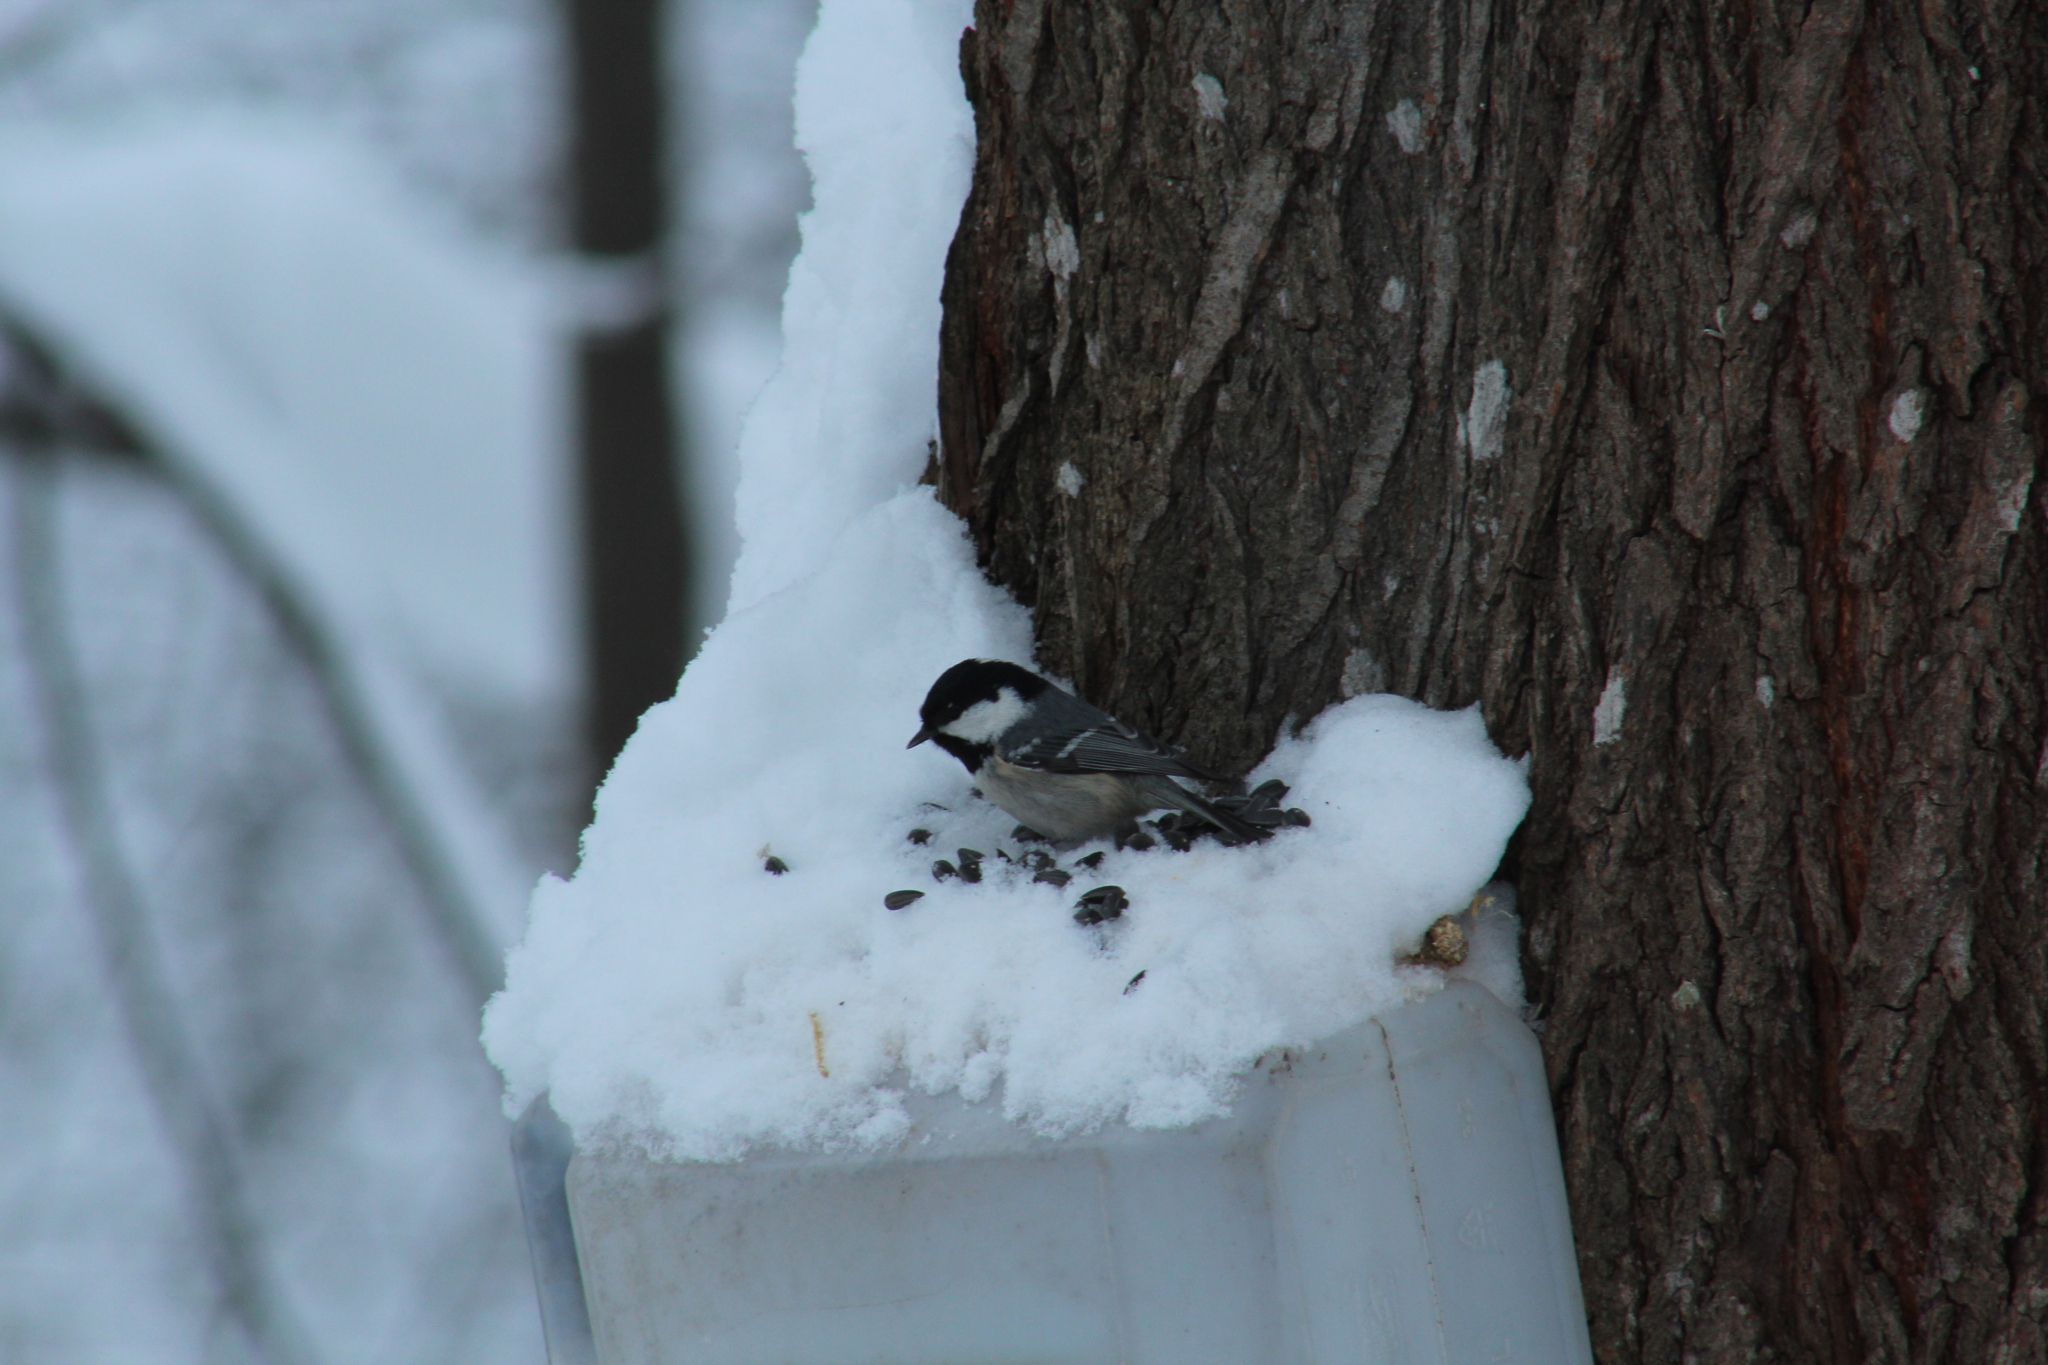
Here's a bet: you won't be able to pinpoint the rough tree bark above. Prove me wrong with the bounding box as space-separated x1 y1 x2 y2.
933 3 2048 1362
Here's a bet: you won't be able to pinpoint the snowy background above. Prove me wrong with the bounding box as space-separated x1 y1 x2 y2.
0 0 814 1359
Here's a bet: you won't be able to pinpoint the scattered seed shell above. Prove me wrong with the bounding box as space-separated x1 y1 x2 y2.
931 859 957 881
884 889 925 910
1077 884 1128 913
1124 970 1147 994
1073 885 1128 925
1034 868 1072 888
1416 914 1468 967
906 828 932 845
763 855 789 875
1075 851 1105 870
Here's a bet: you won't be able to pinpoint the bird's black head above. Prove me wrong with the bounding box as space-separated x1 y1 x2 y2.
908 659 1049 772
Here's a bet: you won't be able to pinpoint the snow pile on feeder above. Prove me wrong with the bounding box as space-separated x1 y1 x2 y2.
482 0 1530 1161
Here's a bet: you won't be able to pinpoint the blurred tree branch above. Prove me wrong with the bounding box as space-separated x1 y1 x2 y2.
11 444 325 1365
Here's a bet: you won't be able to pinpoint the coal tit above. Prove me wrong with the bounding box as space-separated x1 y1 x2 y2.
908 659 1266 846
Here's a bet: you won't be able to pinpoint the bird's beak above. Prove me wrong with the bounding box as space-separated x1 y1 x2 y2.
907 723 936 749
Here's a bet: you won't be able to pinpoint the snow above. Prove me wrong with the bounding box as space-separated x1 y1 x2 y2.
725 0 976 614
1592 668 1628 746
1340 645 1387 697
1888 387 1926 443
0 453 542 1365
484 0 1530 1162
1450 883 1528 1016
1386 98 1423 154
672 0 819 629
0 9 577 1363
0 116 561 958
0 0 558 248
0 116 570 705
1464 358 1510 463
1040 214 1080 279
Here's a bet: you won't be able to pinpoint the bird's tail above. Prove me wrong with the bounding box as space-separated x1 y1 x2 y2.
1143 777 1271 845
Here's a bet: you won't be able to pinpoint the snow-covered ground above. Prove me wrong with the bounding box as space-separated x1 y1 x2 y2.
484 0 1531 1164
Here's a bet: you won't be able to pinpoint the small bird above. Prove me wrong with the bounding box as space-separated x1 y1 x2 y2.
908 659 1266 846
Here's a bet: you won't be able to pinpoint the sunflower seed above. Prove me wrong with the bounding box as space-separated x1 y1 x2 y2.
1073 884 1128 925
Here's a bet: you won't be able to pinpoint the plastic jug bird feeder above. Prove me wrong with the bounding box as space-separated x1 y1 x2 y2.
516 958 1594 1365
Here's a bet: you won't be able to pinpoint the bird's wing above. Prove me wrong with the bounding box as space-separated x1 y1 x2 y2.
1003 715 1209 779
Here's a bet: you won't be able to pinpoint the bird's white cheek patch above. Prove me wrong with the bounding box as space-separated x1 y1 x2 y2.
944 688 1029 744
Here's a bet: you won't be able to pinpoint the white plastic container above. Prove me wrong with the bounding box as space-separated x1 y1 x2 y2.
563 978 1592 1365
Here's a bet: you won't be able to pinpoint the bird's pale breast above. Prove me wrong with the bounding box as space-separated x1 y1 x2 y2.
975 757 1153 843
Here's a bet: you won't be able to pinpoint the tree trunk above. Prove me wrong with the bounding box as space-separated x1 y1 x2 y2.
568 0 687 773
933 3 2048 1362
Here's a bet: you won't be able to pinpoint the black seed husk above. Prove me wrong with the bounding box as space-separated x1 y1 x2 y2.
1073 885 1128 925
1076 884 1129 916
